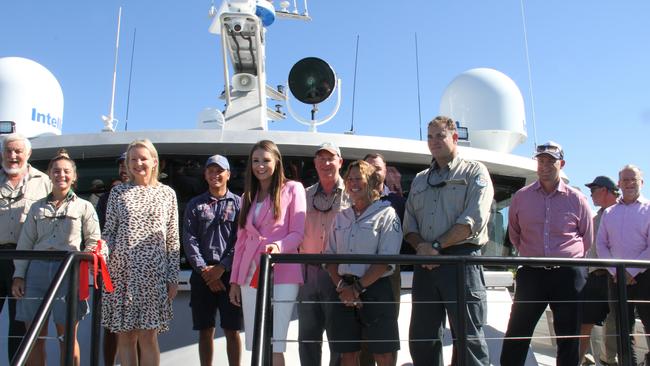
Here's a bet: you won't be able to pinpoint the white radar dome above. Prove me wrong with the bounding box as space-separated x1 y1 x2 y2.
439 68 526 153
0 57 64 137
197 108 225 129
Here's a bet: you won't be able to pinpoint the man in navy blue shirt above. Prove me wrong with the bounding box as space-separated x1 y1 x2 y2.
183 155 242 366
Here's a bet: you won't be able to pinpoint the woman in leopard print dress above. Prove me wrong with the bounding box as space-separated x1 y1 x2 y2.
102 139 179 366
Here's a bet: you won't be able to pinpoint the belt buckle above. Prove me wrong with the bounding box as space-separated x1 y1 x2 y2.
542 265 560 270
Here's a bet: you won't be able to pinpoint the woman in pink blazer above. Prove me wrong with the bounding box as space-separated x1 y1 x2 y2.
229 140 306 366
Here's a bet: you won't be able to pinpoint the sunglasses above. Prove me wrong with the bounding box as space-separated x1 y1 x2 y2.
312 189 341 213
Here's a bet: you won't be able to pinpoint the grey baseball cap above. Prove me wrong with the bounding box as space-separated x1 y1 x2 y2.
534 141 564 160
316 142 341 157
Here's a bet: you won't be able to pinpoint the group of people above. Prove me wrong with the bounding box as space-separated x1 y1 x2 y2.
0 111 647 366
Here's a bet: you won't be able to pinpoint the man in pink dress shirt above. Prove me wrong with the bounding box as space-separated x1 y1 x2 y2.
501 141 593 366
597 164 650 365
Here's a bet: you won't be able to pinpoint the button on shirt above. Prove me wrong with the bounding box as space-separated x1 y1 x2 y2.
302 179 350 254
182 190 240 272
326 200 402 278
403 155 494 245
509 180 593 258
596 196 650 277
14 191 102 278
0 166 52 244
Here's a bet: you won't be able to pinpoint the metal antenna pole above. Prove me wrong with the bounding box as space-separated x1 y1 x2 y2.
415 33 423 141
519 0 538 150
125 28 137 131
349 35 360 134
102 7 122 132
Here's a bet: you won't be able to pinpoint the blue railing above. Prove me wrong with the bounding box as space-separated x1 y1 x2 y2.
252 254 650 366
0 250 103 366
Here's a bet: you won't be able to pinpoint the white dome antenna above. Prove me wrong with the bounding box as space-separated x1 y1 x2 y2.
440 68 527 153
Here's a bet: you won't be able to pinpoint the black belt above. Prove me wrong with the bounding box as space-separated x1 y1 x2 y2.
341 274 360 285
590 269 610 276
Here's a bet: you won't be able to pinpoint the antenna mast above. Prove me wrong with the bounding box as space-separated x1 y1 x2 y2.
519 0 538 150
349 35 360 134
102 7 122 132
415 33 423 141
125 28 136 131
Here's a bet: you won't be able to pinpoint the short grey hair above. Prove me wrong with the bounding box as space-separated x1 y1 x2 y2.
619 164 643 179
1 133 32 154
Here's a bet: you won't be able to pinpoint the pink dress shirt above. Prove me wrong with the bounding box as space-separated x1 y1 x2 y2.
230 180 306 285
508 180 592 258
596 196 650 277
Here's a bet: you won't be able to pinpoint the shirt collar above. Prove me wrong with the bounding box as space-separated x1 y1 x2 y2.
316 177 344 195
432 154 461 172
46 190 76 203
617 195 649 205
206 189 236 201
532 179 569 195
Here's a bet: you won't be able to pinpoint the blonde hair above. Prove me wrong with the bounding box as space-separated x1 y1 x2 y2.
125 139 160 185
344 160 381 203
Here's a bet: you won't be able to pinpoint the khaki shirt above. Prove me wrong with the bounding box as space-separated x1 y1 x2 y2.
325 200 402 278
0 166 52 244
403 155 494 245
14 192 102 278
301 178 350 254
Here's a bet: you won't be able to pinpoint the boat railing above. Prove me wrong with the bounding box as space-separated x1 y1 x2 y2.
0 250 103 366
252 253 650 366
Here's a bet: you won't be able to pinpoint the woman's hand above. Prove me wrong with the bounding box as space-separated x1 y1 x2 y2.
11 278 25 299
336 284 361 308
167 283 178 301
229 283 242 307
264 243 280 254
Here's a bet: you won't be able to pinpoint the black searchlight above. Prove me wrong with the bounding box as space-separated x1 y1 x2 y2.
288 57 336 105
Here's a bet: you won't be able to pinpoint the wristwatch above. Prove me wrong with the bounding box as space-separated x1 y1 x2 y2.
431 240 442 251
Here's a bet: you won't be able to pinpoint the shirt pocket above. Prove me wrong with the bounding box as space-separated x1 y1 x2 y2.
330 220 353 254
442 178 468 210
551 211 578 236
353 220 379 254
409 185 428 213
60 211 82 245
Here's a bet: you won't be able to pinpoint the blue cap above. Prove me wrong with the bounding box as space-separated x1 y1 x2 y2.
205 154 230 170
585 176 619 192
116 152 127 162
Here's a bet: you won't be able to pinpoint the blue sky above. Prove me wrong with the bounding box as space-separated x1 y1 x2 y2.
1 0 649 198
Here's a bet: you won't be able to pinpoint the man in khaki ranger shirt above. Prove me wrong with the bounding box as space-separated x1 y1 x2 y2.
298 142 349 366
0 133 51 362
404 116 493 366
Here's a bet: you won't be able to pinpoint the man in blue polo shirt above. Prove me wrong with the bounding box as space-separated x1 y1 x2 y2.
183 155 243 366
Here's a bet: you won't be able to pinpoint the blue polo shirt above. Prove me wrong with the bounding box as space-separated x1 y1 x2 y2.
182 190 241 272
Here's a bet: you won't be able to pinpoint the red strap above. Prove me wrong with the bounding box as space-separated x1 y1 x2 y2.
79 240 114 300
249 247 274 289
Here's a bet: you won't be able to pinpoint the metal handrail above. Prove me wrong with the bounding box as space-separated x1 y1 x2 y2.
0 250 101 366
252 254 650 366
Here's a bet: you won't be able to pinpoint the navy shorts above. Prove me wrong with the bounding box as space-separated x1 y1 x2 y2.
190 270 243 331
581 269 610 325
327 276 399 354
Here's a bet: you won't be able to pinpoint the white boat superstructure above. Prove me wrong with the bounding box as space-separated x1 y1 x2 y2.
0 1 612 365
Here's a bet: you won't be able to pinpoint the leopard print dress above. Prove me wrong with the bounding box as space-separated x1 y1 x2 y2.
101 183 179 333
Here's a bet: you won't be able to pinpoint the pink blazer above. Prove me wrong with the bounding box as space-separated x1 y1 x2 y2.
231 180 306 285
